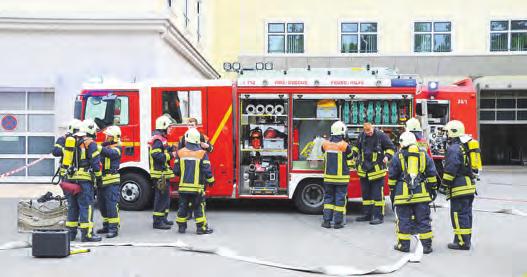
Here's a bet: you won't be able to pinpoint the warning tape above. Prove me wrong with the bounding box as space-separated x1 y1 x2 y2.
0 154 52 179
0 237 424 276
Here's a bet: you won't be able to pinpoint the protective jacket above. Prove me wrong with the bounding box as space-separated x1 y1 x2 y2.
442 138 476 199
69 138 102 181
174 143 215 194
321 136 353 185
388 145 438 205
149 130 175 179
100 142 122 186
352 129 395 181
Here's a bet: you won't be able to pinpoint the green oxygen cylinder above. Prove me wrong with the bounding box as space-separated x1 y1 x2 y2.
358 102 365 124
343 101 350 124
391 101 398 124
367 101 374 123
383 101 390 124
352 101 358 124
375 101 382 125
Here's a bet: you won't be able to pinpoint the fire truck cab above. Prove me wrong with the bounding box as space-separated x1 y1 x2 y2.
75 67 428 213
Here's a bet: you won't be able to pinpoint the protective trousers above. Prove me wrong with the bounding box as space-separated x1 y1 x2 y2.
323 183 348 224
395 203 432 250
97 184 120 232
450 196 473 247
360 178 385 219
176 192 208 231
152 178 171 225
65 181 95 238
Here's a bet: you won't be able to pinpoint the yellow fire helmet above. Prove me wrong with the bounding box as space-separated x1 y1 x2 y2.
104 126 121 143
330 121 347 136
445 120 465 138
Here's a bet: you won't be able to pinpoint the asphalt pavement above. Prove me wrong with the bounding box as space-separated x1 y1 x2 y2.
0 166 526 277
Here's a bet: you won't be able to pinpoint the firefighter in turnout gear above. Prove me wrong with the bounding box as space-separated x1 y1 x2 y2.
52 119 82 177
389 132 438 254
150 114 177 230
174 128 215 235
96 126 122 238
66 119 103 242
177 117 214 220
442 120 480 250
321 121 353 229
352 122 395 224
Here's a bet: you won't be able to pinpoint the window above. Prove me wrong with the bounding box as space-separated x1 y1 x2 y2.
490 20 527 52
414 22 451 52
84 96 129 127
162 91 202 124
0 88 55 180
267 22 304 53
184 0 189 27
341 22 378 53
479 90 527 123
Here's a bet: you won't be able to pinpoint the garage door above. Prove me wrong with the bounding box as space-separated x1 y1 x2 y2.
0 88 56 182
480 90 527 165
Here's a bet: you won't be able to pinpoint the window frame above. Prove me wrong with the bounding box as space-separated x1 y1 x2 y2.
413 21 453 53
338 20 380 56
0 87 56 181
489 19 527 53
265 21 305 55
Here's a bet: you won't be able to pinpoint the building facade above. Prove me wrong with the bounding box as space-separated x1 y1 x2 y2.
0 0 218 182
211 0 527 165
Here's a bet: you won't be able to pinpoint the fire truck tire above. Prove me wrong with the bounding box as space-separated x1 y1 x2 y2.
119 172 153 211
294 179 324 214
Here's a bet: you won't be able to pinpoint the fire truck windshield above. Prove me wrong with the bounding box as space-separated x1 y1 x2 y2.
84 96 116 129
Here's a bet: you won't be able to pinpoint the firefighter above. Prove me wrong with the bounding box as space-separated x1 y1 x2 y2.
96 126 122 238
52 119 82 176
442 120 480 250
405 117 431 155
66 119 103 242
389 131 438 254
177 117 214 152
321 121 353 229
352 122 395 224
174 128 215 235
150 114 177 230
177 117 214 219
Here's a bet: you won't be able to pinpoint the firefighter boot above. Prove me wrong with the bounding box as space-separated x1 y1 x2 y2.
369 216 384 225
394 240 410 253
321 221 331 229
164 219 174 226
81 230 102 242
106 224 118 239
96 223 109 234
153 222 172 230
448 243 470 250
422 239 433 254
178 223 187 234
196 224 214 235
333 222 344 229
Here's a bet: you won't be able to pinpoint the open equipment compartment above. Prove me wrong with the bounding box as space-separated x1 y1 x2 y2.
238 94 289 195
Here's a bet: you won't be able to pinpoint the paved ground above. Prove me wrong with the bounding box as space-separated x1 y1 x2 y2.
0 166 526 277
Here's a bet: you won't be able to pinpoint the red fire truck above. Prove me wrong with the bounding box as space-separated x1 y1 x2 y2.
75 67 477 213
415 78 478 176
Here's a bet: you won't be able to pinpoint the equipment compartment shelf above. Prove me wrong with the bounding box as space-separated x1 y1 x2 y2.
293 117 340 120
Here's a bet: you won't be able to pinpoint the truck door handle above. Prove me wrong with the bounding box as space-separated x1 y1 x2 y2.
124 146 134 156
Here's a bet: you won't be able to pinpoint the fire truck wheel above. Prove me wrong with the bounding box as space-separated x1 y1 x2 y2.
294 180 324 214
119 172 153 211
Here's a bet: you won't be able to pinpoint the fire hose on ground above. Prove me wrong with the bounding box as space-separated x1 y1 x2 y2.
0 237 424 276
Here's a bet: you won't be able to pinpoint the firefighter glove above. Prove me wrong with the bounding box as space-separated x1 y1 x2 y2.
96 176 103 187
430 189 437 201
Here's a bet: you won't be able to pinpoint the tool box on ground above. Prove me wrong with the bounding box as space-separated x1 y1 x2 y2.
18 192 67 233
32 229 70 258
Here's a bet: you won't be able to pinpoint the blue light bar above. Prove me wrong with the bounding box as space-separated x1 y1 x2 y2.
391 79 417 87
